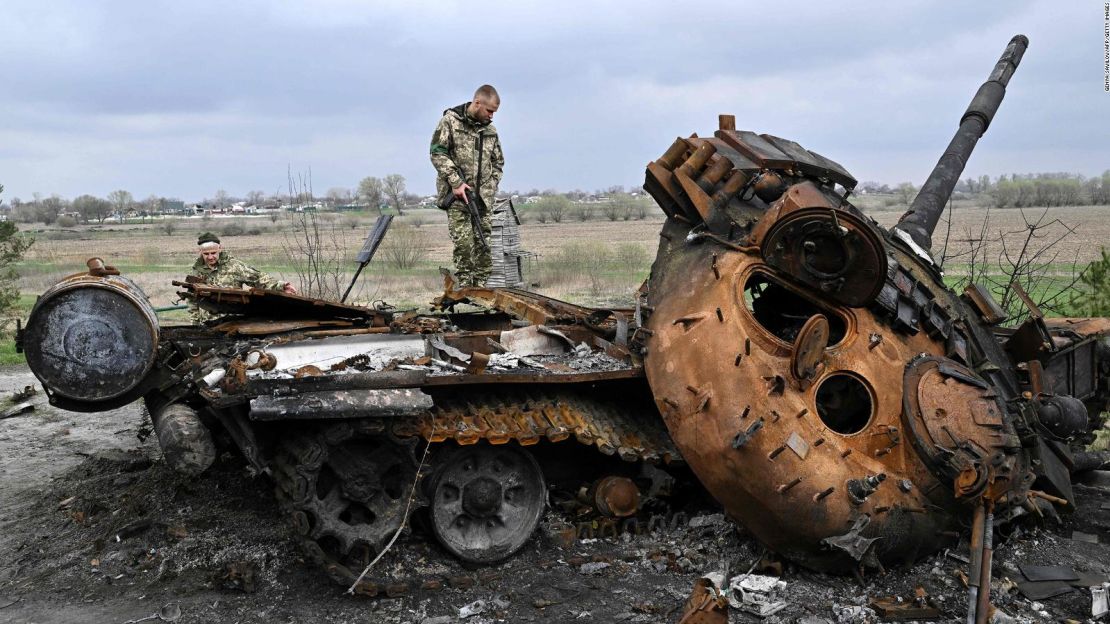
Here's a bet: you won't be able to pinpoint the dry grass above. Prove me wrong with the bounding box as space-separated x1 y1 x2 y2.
12 204 1110 311
868 204 1110 267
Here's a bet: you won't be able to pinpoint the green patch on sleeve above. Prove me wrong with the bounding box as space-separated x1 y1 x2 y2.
430 143 449 155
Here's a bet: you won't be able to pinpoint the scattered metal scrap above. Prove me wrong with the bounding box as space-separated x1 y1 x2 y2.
1093 583 1110 619
1013 564 1110 601
0 402 34 420
121 603 181 624
868 587 941 621
678 568 789 622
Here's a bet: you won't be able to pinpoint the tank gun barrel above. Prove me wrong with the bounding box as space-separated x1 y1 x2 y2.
895 35 1028 251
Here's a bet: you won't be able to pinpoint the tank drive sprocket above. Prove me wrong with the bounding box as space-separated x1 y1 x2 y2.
272 420 421 584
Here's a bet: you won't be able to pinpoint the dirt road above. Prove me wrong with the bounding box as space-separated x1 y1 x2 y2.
1 364 1108 623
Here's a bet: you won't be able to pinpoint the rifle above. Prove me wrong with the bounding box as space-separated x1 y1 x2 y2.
437 187 489 252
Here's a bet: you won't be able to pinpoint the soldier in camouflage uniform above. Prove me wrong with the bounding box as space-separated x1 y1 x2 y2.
188 232 297 323
430 84 504 286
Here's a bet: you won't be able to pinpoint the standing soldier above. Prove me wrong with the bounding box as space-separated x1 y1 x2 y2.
430 84 504 287
189 232 297 323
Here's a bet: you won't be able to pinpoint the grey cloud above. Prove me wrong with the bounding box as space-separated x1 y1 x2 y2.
0 0 1105 201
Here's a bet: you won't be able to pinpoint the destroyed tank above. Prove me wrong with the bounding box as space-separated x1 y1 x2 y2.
16 34 1110 598
18 258 684 592
639 33 1110 583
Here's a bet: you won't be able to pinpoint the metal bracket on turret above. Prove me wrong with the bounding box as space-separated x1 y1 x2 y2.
891 227 938 270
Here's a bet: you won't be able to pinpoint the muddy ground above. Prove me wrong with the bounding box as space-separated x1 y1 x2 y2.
1 364 1109 624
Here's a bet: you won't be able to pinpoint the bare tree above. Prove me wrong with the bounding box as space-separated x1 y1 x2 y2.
73 195 112 224
895 182 917 207
281 167 350 299
993 209 1085 320
383 174 406 215
326 187 352 204
36 195 66 225
940 206 1085 322
214 189 230 209
601 197 630 221
143 194 160 215
357 176 384 215
246 190 266 206
537 196 570 223
107 189 133 220
161 219 179 236
381 223 429 269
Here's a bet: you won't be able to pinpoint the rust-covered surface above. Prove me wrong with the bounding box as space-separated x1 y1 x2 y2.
644 220 959 569
396 388 680 463
637 35 1108 584
174 279 389 324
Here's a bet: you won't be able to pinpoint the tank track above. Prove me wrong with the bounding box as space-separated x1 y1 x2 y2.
271 419 423 591
270 389 682 596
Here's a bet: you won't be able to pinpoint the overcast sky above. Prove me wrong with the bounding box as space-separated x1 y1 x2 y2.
1 1 1107 203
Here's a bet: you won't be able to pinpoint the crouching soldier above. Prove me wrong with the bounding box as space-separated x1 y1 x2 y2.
189 232 296 323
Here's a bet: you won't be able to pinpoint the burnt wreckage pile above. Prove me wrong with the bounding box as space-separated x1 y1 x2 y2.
15 34 1110 611
19 265 682 591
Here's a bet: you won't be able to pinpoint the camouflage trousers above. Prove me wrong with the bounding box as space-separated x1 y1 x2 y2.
447 205 492 286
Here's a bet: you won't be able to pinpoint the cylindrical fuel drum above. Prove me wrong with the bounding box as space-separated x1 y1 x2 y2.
23 271 159 408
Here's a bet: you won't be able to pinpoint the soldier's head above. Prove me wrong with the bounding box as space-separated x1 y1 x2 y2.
468 85 499 124
197 232 222 268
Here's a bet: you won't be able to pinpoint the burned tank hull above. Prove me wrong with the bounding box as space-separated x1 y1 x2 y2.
18 270 684 593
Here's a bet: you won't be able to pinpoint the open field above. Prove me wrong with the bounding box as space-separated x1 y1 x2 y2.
14 209 665 312
9 202 1110 324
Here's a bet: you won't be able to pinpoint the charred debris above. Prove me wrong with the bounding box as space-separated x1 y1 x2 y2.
13 33 1110 620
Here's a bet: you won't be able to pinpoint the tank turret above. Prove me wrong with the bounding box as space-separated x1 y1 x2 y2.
640 33 1109 581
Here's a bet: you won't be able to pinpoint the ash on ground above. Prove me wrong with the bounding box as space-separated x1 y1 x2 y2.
1 367 1108 624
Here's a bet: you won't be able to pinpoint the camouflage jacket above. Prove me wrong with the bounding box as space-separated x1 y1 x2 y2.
189 252 286 322
430 103 504 210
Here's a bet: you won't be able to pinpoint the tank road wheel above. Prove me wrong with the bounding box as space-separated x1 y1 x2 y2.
274 423 421 580
428 444 546 564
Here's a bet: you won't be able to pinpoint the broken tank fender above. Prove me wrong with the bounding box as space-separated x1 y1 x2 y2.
249 388 434 420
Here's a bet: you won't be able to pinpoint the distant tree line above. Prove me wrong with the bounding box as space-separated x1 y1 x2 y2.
0 171 417 226
7 171 1109 228
0 189 174 226
988 172 1110 208
858 171 1110 209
